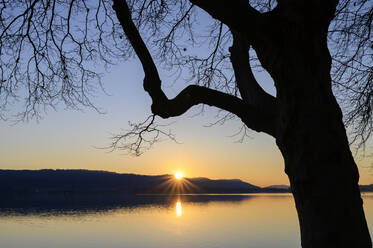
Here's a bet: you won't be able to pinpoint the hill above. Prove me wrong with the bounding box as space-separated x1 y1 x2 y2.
1 169 372 195
0 169 261 194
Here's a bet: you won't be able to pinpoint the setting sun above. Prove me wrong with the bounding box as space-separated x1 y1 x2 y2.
174 172 183 180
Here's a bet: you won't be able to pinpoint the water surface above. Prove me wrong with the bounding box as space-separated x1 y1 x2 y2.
1 193 373 248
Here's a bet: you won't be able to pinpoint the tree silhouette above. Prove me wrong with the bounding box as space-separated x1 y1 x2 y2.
0 0 372 247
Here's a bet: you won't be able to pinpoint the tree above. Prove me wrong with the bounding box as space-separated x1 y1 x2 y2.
0 0 372 247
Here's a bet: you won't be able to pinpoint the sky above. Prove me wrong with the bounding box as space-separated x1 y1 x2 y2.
0 56 372 187
0 3 372 188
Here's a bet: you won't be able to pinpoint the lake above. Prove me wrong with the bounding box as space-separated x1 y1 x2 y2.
1 193 373 248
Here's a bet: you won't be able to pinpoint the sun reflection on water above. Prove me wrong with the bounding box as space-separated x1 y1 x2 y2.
176 201 182 217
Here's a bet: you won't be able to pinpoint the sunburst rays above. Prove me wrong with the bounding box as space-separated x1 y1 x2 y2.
153 175 202 195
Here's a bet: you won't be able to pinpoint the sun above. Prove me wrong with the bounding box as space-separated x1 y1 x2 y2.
174 171 183 180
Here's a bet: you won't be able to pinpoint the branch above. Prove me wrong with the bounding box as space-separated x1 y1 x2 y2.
108 114 178 156
189 0 261 34
151 84 276 136
0 0 123 121
229 31 276 108
113 0 166 104
275 0 339 26
112 0 277 137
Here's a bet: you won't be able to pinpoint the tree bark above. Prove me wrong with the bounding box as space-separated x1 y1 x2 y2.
259 7 373 247
276 88 372 247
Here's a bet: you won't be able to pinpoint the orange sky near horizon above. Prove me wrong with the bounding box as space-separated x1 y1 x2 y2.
0 116 372 188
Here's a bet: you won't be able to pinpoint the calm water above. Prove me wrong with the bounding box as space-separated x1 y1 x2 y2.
1 193 373 248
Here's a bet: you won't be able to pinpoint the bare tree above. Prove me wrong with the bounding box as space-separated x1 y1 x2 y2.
1 0 372 247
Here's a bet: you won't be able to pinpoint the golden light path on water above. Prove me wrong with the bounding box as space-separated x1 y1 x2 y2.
176 201 182 217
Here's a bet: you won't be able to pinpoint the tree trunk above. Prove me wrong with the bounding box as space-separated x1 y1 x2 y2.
273 53 372 248
277 102 372 247
249 6 373 246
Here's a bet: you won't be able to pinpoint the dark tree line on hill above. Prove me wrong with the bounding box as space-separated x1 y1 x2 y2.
0 169 263 194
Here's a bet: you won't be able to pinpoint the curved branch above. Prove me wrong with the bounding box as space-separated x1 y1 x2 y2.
189 0 261 34
229 31 276 108
154 84 277 136
112 0 277 137
113 0 166 102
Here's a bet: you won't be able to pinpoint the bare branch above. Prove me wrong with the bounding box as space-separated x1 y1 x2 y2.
329 0 373 148
108 114 178 156
113 0 277 137
189 0 261 34
229 31 276 107
0 0 130 120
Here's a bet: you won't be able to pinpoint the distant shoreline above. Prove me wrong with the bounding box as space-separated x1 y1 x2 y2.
1 169 372 195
